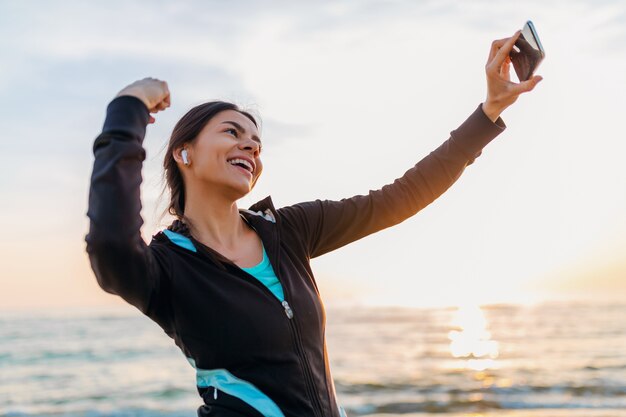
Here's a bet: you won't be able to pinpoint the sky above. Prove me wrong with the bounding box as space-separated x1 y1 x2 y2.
0 0 625 310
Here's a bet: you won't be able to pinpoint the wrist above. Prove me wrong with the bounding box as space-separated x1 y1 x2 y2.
115 90 150 111
481 101 502 123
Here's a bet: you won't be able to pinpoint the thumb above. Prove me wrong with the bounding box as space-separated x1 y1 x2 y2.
515 75 543 94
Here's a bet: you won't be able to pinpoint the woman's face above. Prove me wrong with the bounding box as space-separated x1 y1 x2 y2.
177 109 263 201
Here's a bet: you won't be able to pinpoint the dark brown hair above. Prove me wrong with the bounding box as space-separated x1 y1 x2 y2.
162 101 258 221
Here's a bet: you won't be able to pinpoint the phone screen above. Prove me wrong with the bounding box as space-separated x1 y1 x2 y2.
510 20 545 82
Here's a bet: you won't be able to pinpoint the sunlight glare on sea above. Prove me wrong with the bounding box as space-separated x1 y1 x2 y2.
1 301 626 416
448 304 500 372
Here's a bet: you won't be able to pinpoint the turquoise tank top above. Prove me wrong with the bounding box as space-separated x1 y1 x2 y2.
240 243 285 302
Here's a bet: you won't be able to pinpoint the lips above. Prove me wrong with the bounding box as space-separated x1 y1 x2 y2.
226 156 255 184
229 163 252 178
227 156 255 173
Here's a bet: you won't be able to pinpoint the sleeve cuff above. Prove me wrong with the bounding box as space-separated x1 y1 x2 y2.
449 103 507 160
102 95 151 143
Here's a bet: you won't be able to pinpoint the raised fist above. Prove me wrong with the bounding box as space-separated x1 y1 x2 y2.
115 77 171 124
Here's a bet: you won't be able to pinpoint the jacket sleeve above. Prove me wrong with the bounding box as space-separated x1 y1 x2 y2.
277 103 506 259
84 95 171 317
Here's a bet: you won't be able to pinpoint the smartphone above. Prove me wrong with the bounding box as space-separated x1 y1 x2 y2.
509 20 545 82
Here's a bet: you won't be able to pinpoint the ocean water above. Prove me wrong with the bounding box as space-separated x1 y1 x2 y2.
1 301 625 417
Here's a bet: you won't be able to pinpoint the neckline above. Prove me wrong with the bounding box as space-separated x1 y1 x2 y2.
240 243 268 271
166 213 266 269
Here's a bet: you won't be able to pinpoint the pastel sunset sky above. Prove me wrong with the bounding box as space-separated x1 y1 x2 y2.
1 0 625 310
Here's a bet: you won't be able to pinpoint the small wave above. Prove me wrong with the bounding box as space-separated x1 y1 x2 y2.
346 399 502 415
149 386 189 399
335 380 626 398
1 411 196 417
584 363 626 371
5 347 159 366
345 397 626 415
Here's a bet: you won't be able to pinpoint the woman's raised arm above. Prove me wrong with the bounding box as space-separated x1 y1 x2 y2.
277 31 542 259
278 103 506 259
84 78 171 315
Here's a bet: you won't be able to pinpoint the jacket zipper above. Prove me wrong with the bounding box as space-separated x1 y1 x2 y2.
191 214 326 417
240 214 325 417
272 217 326 417
231 262 323 417
236 217 296 321
284 306 324 417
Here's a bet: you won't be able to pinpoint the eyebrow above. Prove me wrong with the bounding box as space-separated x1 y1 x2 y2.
220 121 262 144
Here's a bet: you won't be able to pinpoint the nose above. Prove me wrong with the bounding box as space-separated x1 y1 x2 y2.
239 137 261 156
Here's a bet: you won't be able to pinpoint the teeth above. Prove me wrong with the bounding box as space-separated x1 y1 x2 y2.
228 158 253 172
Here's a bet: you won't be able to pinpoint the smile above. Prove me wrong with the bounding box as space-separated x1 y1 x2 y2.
229 163 252 178
227 157 254 172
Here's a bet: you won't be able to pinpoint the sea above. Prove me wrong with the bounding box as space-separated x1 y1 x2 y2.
1 301 625 417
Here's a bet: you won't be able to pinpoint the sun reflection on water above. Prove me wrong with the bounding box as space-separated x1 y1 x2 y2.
448 304 499 371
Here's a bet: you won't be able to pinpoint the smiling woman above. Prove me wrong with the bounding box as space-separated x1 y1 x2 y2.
159 100 265 269
84 30 541 417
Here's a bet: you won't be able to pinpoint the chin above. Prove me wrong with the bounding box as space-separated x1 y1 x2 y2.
225 174 259 201
226 182 253 201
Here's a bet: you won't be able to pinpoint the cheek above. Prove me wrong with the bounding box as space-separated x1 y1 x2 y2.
193 154 225 178
194 137 228 165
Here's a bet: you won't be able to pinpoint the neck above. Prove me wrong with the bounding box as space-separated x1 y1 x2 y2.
182 184 246 251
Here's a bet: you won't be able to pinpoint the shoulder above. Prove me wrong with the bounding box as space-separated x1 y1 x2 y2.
241 195 279 223
239 207 276 223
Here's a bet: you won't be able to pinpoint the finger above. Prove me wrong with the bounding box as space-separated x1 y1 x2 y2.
148 115 156 124
150 103 163 113
511 74 543 94
151 104 165 113
162 92 171 107
149 96 170 112
501 55 511 81
488 37 510 63
158 82 170 108
492 30 521 69
499 55 509 72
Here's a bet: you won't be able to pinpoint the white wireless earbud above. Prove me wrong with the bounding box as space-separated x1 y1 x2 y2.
181 149 189 165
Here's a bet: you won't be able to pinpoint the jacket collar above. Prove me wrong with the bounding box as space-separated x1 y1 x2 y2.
164 195 278 239
247 195 276 214
154 195 282 272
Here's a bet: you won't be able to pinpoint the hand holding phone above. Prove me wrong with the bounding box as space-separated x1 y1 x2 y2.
509 20 545 82
482 25 544 122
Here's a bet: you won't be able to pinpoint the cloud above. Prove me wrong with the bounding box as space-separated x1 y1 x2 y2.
2 0 626 309
0 54 247 149
256 117 313 145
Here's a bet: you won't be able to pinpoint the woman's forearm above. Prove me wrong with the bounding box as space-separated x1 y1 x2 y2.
84 95 161 313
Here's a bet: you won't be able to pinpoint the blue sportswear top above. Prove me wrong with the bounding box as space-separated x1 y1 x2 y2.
241 244 285 302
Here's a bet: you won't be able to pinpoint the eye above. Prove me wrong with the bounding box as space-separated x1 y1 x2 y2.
225 128 238 137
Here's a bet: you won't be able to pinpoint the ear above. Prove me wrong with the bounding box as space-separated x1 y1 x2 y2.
172 146 188 165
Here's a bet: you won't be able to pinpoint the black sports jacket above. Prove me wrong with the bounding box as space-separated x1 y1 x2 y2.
85 96 505 417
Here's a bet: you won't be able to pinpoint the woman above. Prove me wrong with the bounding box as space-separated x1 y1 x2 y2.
85 31 541 417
